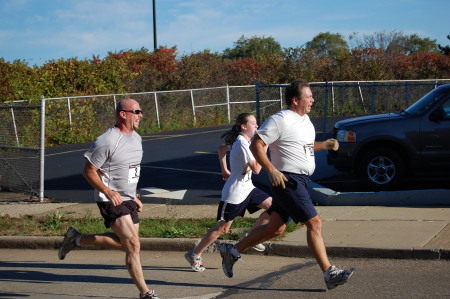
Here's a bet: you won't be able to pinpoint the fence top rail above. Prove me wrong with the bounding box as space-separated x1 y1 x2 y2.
0 105 40 109
36 79 450 101
41 84 255 101
259 79 450 88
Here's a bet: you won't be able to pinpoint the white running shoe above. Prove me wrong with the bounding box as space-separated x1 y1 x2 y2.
139 290 159 299
239 231 266 252
184 250 206 272
324 265 355 290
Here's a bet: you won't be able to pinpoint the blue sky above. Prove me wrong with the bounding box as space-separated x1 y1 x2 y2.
1 0 449 66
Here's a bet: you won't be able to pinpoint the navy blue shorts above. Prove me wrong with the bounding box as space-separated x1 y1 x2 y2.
217 188 270 222
97 200 140 228
268 173 317 224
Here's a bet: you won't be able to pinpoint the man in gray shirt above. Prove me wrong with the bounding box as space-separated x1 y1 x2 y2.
58 98 159 299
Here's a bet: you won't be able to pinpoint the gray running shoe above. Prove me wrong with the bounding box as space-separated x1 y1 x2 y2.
58 227 81 260
324 265 355 290
184 250 206 272
219 243 241 278
139 290 159 299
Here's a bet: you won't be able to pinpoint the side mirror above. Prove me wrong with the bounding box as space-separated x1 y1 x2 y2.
429 107 445 122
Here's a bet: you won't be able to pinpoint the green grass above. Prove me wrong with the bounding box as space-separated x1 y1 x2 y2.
0 211 301 240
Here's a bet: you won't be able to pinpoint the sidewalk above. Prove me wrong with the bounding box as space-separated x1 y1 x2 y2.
1 200 449 260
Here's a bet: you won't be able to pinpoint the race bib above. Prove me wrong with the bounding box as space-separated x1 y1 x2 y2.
304 144 314 157
128 165 141 183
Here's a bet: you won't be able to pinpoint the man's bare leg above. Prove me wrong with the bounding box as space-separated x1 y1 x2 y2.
111 215 150 295
304 215 331 272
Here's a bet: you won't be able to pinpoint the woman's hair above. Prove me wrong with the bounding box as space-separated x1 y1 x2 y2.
221 113 253 145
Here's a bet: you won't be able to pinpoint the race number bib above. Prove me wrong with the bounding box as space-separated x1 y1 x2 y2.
304 144 314 157
128 165 141 183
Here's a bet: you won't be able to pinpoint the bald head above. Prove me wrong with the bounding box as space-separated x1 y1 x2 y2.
116 98 139 117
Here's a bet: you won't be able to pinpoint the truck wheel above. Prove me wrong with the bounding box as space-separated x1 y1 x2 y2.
357 147 405 190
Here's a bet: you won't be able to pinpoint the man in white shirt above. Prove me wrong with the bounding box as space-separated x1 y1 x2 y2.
219 80 355 291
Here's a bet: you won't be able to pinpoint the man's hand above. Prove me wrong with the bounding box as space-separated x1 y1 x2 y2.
135 195 143 212
323 138 339 151
105 189 123 206
222 169 231 181
268 168 288 189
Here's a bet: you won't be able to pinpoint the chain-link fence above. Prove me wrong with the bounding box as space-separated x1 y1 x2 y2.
43 85 257 145
0 105 41 199
1 80 450 201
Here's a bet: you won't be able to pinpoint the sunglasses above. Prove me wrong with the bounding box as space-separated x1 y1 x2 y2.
120 109 143 115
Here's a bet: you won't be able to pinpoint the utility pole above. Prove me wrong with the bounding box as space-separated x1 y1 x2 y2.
153 0 157 51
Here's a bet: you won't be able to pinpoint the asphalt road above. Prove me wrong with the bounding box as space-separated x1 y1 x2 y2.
1 249 449 299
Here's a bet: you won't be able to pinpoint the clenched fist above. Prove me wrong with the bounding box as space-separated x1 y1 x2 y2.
323 138 339 151
268 168 288 189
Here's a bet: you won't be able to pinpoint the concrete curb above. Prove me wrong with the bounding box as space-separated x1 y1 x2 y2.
1 236 448 261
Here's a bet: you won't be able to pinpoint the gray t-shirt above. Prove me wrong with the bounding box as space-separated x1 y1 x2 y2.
84 127 143 202
256 109 316 176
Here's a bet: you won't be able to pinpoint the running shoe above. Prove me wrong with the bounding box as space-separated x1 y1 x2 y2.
139 290 159 299
219 243 241 278
184 250 206 272
58 227 81 260
252 243 266 252
239 231 266 252
324 265 355 290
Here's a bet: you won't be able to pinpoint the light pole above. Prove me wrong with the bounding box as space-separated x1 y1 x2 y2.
153 0 157 51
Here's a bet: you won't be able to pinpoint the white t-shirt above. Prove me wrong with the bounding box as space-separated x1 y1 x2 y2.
221 135 256 204
256 109 316 176
84 127 143 202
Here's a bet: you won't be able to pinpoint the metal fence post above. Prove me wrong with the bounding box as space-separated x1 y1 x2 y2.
39 96 46 202
358 81 367 113
190 89 196 126
154 92 160 129
10 107 20 146
279 86 283 110
226 84 231 123
255 81 261 125
323 83 329 134
67 97 72 127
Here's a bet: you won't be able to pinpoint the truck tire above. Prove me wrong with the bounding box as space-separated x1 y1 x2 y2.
357 147 405 190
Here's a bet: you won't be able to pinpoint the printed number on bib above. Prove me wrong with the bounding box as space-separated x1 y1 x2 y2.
128 165 140 183
304 144 314 157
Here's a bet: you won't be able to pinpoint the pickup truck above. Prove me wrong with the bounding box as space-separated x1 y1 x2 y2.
328 84 450 190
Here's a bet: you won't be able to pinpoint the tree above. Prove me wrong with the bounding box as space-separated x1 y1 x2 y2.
304 32 349 59
223 35 282 60
387 34 439 54
350 30 404 51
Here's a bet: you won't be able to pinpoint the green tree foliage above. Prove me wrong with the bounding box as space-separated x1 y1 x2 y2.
305 32 349 60
0 58 40 103
387 34 439 54
223 35 282 60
